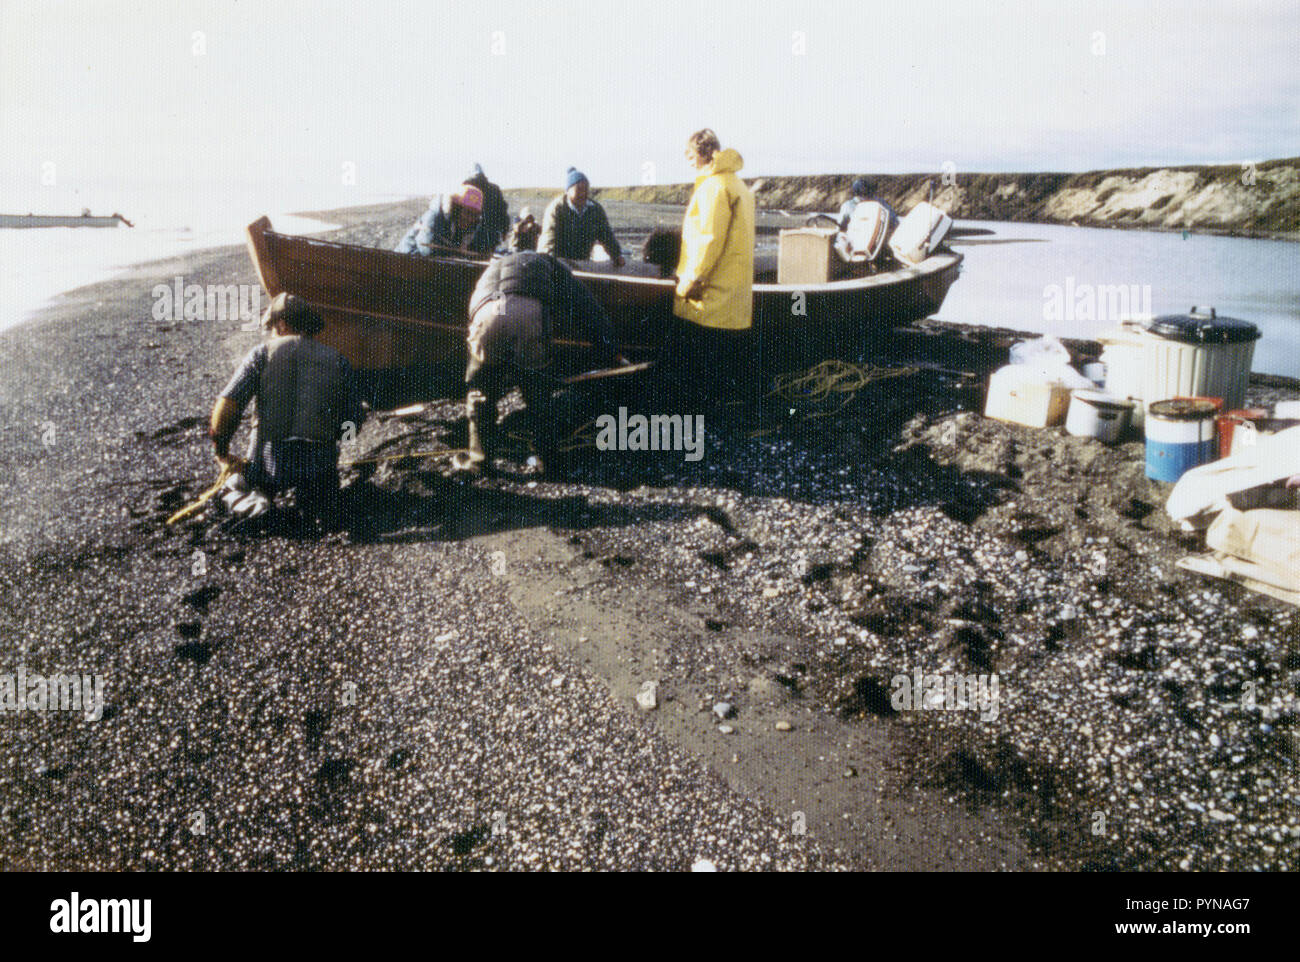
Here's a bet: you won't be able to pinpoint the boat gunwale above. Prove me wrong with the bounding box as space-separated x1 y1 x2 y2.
256 218 962 297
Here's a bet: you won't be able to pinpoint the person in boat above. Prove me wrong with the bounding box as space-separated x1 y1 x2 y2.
506 206 542 252
209 293 366 521
838 178 896 232
463 163 511 249
394 185 493 255
454 251 623 477
665 128 756 400
539 168 625 267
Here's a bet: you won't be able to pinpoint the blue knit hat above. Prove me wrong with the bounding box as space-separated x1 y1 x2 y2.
566 167 588 190
852 177 869 196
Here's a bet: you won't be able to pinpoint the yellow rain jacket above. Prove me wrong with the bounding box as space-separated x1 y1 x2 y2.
673 148 756 330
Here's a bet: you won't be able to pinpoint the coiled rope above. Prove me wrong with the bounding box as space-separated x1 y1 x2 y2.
766 359 916 417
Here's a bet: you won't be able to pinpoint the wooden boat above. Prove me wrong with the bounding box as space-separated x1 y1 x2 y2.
0 211 132 229
244 215 962 377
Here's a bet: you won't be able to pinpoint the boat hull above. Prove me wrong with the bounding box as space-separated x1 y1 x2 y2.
244 216 962 380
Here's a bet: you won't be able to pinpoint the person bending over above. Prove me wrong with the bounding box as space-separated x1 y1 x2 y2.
455 251 622 477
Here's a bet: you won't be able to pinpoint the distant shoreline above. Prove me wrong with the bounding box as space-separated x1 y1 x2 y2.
582 158 1300 243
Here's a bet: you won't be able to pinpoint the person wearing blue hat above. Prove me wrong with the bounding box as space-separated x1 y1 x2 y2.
539 167 625 267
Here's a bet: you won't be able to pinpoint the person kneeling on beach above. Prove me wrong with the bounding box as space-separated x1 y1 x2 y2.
454 251 623 478
209 293 366 522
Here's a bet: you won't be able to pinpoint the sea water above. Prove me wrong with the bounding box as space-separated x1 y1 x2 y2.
0 183 412 335
936 220 1300 379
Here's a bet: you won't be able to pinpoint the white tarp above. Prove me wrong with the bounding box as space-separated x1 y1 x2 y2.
1166 425 1300 527
1179 506 1300 606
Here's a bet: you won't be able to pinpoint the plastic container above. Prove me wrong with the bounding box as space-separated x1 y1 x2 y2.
1142 306 1260 412
1145 397 1220 481
1066 390 1134 442
1225 416 1300 455
1082 362 1106 387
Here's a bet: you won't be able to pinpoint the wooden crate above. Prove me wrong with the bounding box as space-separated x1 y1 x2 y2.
777 227 845 285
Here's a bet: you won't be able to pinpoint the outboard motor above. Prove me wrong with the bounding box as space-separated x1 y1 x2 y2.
889 201 953 264
835 200 893 263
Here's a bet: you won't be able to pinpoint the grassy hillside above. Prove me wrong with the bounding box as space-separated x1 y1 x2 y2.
593 158 1300 238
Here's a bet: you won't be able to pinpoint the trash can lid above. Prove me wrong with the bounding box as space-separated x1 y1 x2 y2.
1145 306 1260 344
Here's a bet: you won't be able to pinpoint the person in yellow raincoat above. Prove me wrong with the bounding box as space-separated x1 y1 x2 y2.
674 130 755 329
668 129 757 401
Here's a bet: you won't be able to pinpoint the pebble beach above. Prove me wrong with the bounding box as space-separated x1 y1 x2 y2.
1 196 1297 871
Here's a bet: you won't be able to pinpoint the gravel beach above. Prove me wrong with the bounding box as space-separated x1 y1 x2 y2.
1 196 1296 871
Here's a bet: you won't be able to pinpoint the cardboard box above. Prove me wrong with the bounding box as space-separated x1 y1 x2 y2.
777 227 845 285
984 366 1073 427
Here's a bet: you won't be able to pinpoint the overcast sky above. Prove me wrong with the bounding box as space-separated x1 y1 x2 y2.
3 0 1297 215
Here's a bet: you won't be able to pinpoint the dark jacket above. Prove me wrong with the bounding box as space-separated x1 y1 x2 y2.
463 165 510 249
507 218 541 252
539 195 622 261
469 252 617 364
395 194 497 256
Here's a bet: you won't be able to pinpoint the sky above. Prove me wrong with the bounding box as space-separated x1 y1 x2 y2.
2 0 1298 221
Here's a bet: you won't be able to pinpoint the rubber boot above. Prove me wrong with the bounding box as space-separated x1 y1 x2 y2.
528 408 565 479
453 391 493 474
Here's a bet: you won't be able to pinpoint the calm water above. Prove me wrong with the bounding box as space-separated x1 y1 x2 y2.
0 182 410 335
936 220 1300 378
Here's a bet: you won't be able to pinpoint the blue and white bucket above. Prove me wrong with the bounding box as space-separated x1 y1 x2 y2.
1145 398 1219 482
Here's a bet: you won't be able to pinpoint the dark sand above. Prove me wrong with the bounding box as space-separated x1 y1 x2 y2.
0 198 1296 871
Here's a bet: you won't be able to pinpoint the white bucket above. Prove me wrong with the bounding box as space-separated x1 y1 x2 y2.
1066 390 1134 443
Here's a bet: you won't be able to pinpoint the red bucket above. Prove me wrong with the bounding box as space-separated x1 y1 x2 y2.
1217 408 1268 458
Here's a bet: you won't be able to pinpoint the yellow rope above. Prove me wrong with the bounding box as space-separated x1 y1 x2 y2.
767 359 915 415
165 464 235 525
